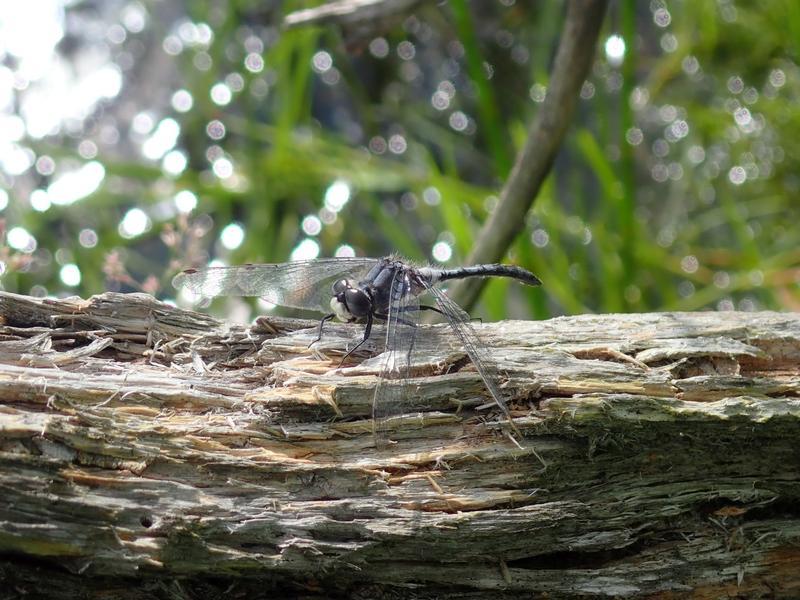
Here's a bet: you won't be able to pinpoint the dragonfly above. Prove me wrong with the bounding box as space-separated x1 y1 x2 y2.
173 256 541 442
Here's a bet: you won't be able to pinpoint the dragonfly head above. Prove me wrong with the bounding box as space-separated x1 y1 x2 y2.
331 279 373 321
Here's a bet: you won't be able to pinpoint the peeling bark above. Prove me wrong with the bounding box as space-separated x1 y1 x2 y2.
1 291 799 598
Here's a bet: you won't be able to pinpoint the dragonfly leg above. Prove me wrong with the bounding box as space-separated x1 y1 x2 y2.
418 304 446 317
308 313 335 348
338 312 373 366
418 304 479 323
378 304 444 316
373 312 419 327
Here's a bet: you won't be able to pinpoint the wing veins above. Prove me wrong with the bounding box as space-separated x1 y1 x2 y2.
372 268 419 447
174 258 378 312
424 283 514 425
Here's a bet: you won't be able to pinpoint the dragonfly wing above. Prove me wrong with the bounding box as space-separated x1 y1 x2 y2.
372 268 419 447
423 283 516 427
172 258 379 313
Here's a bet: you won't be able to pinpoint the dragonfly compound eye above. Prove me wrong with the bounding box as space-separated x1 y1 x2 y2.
332 279 349 294
344 288 372 318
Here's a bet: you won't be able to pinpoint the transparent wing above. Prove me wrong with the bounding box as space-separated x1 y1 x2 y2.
423 283 515 427
372 268 419 447
172 258 379 313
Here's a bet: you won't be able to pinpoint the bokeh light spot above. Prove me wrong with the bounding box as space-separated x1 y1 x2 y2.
335 244 355 258
210 82 232 106
206 119 226 140
162 150 187 175
78 140 98 159
35 155 55 175
449 111 468 131
119 208 151 238
324 180 351 212
397 41 416 60
212 157 234 178
79 229 98 248
713 271 731 289
431 90 450 110
653 7 671 27
30 189 50 212
60 263 81 287
142 118 180 160
369 38 389 58
301 215 322 236
531 228 549 248
680 255 699 273
174 190 198 213
220 222 245 250
388 134 407 154
171 89 193 112
422 187 441 206
728 165 746 185
47 161 105 205
7 226 37 252
604 35 625 67
432 241 452 262
244 53 264 73
291 238 320 261
132 112 155 135
311 51 332 73
529 83 546 103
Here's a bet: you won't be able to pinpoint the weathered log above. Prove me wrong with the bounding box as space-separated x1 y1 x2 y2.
0 291 799 598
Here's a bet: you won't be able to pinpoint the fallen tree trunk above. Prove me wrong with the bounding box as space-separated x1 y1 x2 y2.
0 291 799 598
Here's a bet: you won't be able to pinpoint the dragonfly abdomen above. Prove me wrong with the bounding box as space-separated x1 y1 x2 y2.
429 264 541 287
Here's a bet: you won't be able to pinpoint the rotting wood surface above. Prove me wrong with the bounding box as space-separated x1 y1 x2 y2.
0 291 799 599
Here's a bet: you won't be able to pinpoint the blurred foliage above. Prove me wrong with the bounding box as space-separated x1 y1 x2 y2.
1 0 799 320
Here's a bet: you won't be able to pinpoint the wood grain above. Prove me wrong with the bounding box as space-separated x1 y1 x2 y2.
1 291 799 598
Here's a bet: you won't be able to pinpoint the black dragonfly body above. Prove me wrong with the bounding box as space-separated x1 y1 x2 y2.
173 256 541 439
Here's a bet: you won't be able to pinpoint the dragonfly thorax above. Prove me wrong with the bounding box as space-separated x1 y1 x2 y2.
330 279 373 322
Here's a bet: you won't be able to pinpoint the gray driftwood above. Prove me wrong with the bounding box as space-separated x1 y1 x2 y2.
1 291 799 598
